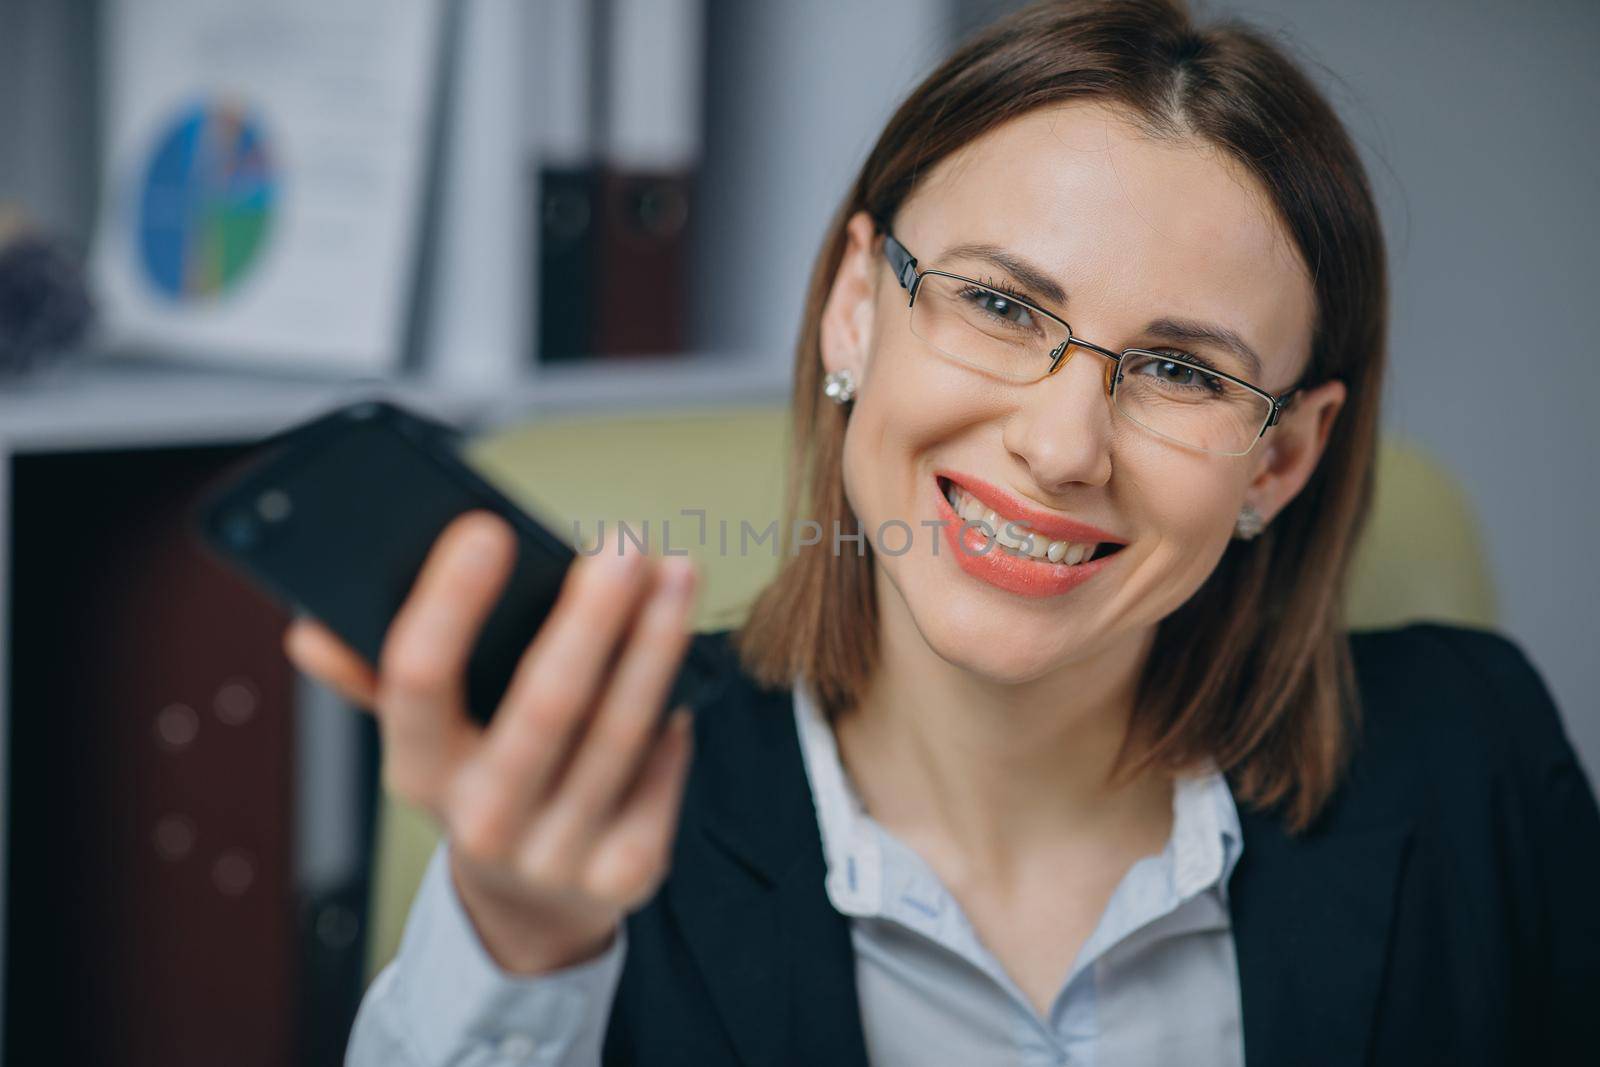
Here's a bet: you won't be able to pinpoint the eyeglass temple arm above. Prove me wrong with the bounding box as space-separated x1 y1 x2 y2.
881 231 919 297
1264 384 1307 429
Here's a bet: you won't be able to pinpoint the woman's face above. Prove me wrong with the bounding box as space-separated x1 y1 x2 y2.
820 101 1347 684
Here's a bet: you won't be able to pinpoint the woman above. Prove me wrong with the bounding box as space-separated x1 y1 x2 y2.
300 1 1600 1063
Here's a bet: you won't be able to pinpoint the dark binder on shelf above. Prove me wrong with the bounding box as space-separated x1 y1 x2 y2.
531 0 706 364
591 168 693 356
591 0 705 358
532 0 600 364
537 165 600 363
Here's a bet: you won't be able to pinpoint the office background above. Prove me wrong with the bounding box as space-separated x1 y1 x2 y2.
0 1 1595 1064
4 0 1594 777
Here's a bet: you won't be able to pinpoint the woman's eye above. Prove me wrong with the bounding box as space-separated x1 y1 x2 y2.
1155 360 1194 384
1138 355 1225 393
964 288 1035 328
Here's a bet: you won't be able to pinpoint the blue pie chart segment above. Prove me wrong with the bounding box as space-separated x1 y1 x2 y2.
137 100 276 301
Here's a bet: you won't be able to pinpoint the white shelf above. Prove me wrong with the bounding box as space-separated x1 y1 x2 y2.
0 357 472 452
469 350 792 425
0 350 792 453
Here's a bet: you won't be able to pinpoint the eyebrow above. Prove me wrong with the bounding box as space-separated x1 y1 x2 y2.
1139 317 1264 380
934 240 1266 382
936 242 1068 307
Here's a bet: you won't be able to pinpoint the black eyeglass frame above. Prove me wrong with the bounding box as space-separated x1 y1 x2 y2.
880 228 1313 456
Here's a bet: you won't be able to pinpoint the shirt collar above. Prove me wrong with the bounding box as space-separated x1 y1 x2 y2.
791 677 1245 919
793 678 883 914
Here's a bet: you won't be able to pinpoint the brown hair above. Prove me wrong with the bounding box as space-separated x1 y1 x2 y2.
735 0 1387 834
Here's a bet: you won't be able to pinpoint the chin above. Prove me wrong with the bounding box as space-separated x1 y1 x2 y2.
896 575 1097 686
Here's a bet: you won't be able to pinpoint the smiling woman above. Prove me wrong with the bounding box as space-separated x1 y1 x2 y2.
333 1 1599 1065
740 15 1375 838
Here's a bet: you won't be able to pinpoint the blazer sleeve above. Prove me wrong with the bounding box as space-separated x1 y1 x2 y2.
1419 624 1600 1060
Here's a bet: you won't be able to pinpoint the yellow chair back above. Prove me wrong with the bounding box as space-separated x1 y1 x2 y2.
364 408 1495 979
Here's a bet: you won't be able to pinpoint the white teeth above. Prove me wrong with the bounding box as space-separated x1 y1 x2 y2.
944 481 1114 567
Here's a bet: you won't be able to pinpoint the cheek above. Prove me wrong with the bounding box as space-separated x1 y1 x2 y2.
1116 441 1249 597
1143 463 1237 538
841 345 996 525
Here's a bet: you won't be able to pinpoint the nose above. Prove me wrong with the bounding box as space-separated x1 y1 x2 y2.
1000 343 1118 490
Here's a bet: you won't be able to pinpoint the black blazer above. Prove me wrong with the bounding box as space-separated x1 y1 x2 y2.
597 622 1599 1066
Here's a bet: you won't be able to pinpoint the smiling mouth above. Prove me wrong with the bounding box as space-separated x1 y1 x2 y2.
936 476 1126 565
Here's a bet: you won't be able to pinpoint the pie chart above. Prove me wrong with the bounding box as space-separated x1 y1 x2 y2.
136 100 276 301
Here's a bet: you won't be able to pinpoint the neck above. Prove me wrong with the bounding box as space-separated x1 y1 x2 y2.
832 574 1172 889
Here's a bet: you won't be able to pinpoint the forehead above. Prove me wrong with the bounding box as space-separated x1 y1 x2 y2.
902 102 1316 381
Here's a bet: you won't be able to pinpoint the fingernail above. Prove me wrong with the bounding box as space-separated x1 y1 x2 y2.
464 519 504 564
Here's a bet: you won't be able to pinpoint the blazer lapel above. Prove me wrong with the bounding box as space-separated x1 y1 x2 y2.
1229 796 1413 1066
665 673 871 1067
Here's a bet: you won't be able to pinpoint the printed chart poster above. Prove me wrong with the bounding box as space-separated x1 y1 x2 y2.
92 0 442 374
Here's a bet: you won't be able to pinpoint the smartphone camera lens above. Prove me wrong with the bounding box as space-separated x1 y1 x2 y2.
219 509 261 552
256 489 293 523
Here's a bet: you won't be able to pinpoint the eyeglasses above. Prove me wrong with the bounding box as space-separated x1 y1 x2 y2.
879 228 1311 457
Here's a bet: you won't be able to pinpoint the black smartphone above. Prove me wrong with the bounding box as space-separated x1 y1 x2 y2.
194 398 713 725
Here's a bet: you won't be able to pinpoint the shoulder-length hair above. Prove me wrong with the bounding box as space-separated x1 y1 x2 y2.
735 0 1388 834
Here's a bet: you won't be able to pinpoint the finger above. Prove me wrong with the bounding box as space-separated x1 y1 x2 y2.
449 524 654 861
527 556 697 871
284 617 380 709
580 707 696 905
377 510 516 806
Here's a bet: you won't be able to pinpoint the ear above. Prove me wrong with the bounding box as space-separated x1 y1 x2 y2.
1246 377 1347 522
819 210 882 382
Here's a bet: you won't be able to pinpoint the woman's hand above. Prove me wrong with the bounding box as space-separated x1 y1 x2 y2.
283 510 699 975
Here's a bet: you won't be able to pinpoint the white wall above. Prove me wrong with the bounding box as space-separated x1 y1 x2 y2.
0 0 98 241
691 0 960 365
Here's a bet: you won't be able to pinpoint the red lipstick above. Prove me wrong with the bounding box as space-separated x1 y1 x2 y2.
930 473 1126 598
934 470 1125 545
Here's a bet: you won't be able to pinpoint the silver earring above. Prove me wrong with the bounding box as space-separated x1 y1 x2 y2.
1234 502 1266 541
823 369 857 405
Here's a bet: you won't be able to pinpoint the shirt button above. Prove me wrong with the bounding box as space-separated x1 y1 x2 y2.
495 1033 539 1060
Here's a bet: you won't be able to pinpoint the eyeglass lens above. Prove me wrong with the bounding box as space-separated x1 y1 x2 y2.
909 273 1271 455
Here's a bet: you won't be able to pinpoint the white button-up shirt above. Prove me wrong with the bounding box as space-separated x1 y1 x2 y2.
792 679 1247 1067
